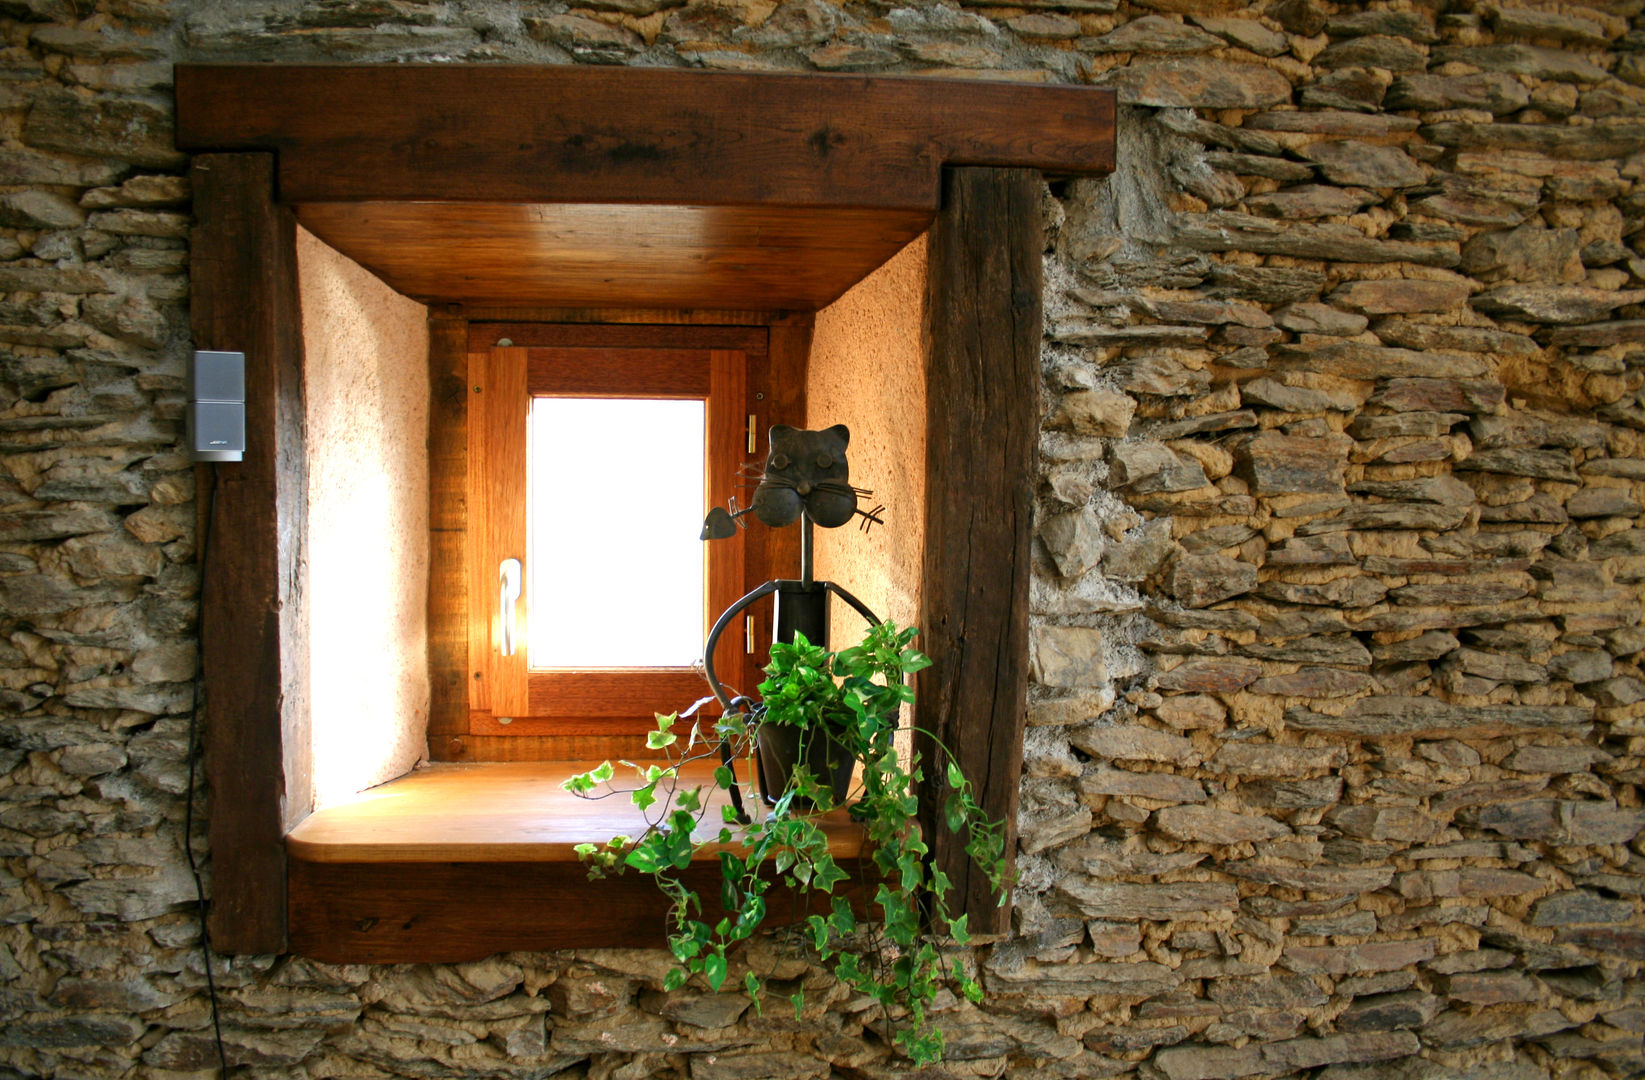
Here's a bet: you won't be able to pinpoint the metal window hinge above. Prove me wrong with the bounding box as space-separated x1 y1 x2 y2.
745 615 755 654
747 413 757 454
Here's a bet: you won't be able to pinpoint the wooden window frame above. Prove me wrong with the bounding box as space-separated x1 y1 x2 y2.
179 64 1114 955
463 324 768 739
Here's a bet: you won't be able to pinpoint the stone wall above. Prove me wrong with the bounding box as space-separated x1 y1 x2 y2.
2 0 1644 1078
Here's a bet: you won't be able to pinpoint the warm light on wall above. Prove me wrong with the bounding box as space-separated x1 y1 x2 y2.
297 228 431 810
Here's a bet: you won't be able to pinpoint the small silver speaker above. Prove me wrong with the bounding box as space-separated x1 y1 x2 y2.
188 350 246 462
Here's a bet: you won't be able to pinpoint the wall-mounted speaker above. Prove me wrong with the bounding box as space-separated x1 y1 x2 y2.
188 350 246 463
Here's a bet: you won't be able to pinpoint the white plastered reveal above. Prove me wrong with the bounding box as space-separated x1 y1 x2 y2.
296 226 431 807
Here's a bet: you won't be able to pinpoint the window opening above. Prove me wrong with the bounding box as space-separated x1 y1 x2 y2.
465 330 762 741
526 396 706 668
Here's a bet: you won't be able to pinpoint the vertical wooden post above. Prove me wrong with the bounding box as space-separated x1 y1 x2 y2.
916 167 1041 937
189 153 310 954
426 312 469 759
763 314 812 587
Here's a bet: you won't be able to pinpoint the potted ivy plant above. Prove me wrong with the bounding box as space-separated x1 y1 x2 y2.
565 621 1008 1066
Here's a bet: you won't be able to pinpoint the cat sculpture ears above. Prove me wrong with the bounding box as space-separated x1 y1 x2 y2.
701 423 884 540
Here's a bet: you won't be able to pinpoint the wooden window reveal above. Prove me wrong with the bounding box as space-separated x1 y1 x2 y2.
465 325 768 737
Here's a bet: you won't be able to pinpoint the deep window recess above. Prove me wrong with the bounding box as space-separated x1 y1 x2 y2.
465 325 768 739
180 63 1113 955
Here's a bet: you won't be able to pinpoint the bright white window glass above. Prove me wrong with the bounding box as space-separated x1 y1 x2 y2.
527 397 706 668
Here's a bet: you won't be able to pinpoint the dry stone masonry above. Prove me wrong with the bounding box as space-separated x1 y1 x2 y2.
1 0 1644 1077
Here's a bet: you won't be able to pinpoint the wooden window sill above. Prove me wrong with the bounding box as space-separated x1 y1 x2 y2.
285 761 869 963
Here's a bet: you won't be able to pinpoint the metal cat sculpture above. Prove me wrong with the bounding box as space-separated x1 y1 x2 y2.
699 423 887 818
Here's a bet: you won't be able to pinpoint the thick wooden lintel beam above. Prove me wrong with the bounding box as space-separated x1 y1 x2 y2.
916 166 1041 938
190 153 310 955
174 65 1114 209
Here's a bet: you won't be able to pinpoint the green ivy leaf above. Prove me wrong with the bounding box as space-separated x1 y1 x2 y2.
646 728 678 749
703 950 728 991
813 856 847 893
829 896 855 935
624 844 660 874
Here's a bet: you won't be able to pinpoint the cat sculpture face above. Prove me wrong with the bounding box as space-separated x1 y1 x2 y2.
751 424 857 528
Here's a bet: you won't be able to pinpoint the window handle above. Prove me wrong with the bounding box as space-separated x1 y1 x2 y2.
499 558 522 657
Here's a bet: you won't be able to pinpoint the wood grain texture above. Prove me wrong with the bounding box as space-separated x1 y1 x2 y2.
707 349 752 701
466 347 530 717
526 348 709 397
426 315 468 743
189 153 309 955
288 856 873 963
297 202 933 311
438 733 656 762
176 65 1117 208
286 761 863 863
457 308 781 328
462 327 765 736
431 314 774 762
761 317 813 590
915 168 1041 938
286 760 872 963
471 323 767 354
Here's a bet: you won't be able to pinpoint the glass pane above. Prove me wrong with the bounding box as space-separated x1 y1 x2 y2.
527 397 706 668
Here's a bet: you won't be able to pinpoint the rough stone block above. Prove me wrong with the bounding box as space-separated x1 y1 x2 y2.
1223 863 1396 897
1097 57 1293 109
1329 278 1471 314
1040 507 1105 579
1046 389 1135 438
1463 800 1645 844
1531 890 1635 927
1154 804 1289 844
1280 939 1436 975
1230 431 1348 495
1031 625 1108 689
1080 765 1206 805
1050 880 1239 921
1154 658 1262 693
1163 553 1256 608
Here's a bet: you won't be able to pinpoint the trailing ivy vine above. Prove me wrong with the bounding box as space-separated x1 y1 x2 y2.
565 622 1008 1066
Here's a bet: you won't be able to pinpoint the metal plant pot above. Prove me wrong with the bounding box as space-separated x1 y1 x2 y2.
753 723 854 809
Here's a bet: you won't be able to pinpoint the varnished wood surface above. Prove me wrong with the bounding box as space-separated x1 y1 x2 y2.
295 202 932 310
425 315 468 744
176 65 1118 208
469 346 529 717
440 733 656 762
464 334 759 730
432 317 779 760
458 308 782 328
286 761 865 864
471 323 767 353
915 168 1040 938
526 348 709 398
761 317 813 590
516 670 716 724
288 854 874 964
190 153 309 955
